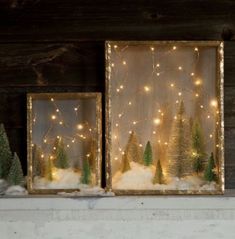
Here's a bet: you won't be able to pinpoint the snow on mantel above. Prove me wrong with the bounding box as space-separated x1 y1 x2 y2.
1 192 235 239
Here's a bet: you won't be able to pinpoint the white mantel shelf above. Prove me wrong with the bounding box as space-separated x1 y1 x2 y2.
1 191 235 239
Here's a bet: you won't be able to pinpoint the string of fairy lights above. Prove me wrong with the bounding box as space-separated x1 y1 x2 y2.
32 97 96 161
109 43 220 161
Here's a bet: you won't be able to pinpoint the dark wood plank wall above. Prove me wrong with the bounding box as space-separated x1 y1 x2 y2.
0 0 234 188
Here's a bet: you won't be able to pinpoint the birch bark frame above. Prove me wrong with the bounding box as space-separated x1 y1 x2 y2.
27 92 102 195
105 41 224 195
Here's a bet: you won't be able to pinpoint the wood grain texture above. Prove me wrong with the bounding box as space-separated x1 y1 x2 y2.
0 0 234 189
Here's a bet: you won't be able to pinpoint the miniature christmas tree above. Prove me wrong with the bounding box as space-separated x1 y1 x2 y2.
143 141 153 166
191 120 207 174
32 144 45 177
121 152 131 173
7 153 24 186
81 158 91 184
45 156 53 181
0 124 12 179
153 160 164 184
167 101 192 178
53 137 69 169
204 152 216 182
124 131 143 164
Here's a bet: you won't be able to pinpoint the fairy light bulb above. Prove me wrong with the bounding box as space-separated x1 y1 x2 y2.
173 46 177 50
170 83 174 87
120 85 124 89
51 115 56 120
210 99 218 108
191 72 195 76
50 98 54 102
178 92 182 96
139 144 143 147
114 45 118 49
59 121 63 125
56 136 60 139
195 79 202 85
67 144 70 148
156 63 160 67
111 63 115 67
114 135 117 139
118 113 122 118
153 131 156 134
195 93 199 97
128 101 132 105
176 100 179 104
157 72 160 76
209 134 213 138
41 154 44 158
53 147 56 150
77 124 83 130
56 109 59 112
207 115 211 119
150 47 155 51
116 88 120 92
200 105 204 109
74 107 78 111
114 157 118 161
122 60 126 65
194 47 198 51
153 118 161 125
72 139 75 143
133 121 137 125
144 86 150 92
115 123 119 127
86 154 90 158
43 139 47 143
178 66 182 70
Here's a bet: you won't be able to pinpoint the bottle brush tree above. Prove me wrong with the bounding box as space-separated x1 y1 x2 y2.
0 124 12 179
153 160 164 184
143 141 153 166
122 151 131 173
204 152 216 182
45 157 53 181
81 158 91 185
53 138 69 169
7 153 24 186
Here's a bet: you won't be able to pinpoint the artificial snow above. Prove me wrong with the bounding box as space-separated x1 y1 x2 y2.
4 185 28 196
33 168 96 190
113 162 218 191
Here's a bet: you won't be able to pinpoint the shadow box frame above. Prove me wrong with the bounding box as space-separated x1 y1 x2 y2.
105 41 224 195
27 92 102 195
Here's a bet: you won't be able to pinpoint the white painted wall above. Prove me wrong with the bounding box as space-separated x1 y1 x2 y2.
1 196 235 239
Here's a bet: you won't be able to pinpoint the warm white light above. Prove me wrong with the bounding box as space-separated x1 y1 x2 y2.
67 144 70 148
178 92 182 96
178 66 182 70
195 93 199 97
59 121 63 125
120 85 124 89
161 113 164 116
116 88 120 92
156 63 160 67
194 47 198 51
144 86 150 92
216 144 219 148
191 72 195 76
164 142 168 145
114 135 117 139
77 124 84 130
133 121 137 125
157 72 160 76
174 116 177 120
209 134 213 138
210 99 218 107
50 156 54 160
51 115 56 120
128 101 132 105
158 109 161 113
195 79 202 85
150 47 155 51
115 123 119 127
50 98 54 102
153 118 161 125
74 107 78 111
122 61 126 65
114 45 118 49
153 131 156 134
114 157 118 161
41 154 44 158
170 83 174 87
158 140 161 143
89 128 92 132
43 139 47 143
121 151 125 155
56 136 60 139
173 46 177 50
200 105 204 109
129 131 132 134
118 113 122 118
139 144 143 147
207 115 211 119
111 63 115 67
56 109 59 112
86 154 90 158
72 139 75 143
176 100 179 104
53 147 56 150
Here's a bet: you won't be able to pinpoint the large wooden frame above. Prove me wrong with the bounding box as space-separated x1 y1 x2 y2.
105 41 224 195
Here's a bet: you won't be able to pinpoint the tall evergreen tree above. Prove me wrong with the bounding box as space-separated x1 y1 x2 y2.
81 158 91 184
124 131 143 164
167 101 192 178
0 124 12 179
143 141 153 166
45 156 53 181
204 152 216 182
122 152 131 173
7 153 24 186
153 160 164 184
191 120 207 174
53 138 69 169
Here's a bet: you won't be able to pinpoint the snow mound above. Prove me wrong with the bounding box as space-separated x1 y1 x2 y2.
33 168 96 190
113 162 218 191
5 185 28 196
